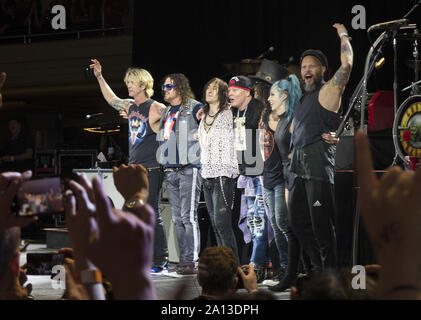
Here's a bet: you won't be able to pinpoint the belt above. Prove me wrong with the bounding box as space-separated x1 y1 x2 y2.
146 166 162 171
164 166 188 172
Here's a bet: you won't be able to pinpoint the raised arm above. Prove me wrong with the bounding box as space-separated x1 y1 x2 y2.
319 24 353 112
90 59 134 112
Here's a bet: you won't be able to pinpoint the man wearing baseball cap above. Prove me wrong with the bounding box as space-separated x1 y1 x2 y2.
288 24 353 277
228 75 270 282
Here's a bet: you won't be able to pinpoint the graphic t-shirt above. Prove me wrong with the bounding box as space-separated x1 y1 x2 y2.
127 98 160 168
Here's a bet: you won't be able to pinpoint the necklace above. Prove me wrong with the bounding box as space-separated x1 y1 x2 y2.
203 114 216 133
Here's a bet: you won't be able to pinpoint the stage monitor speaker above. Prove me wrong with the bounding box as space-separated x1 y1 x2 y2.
73 169 125 209
59 150 97 175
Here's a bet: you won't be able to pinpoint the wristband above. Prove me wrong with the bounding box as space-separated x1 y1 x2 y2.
339 32 350 39
74 269 102 284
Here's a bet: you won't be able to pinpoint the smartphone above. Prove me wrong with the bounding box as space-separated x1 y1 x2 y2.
26 252 65 275
13 176 66 217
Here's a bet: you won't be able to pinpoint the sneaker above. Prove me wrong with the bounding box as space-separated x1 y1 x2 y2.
176 262 197 275
150 265 169 274
268 277 295 292
262 273 283 286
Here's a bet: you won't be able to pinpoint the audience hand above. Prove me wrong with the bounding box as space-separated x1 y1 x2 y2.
0 171 37 232
355 130 421 299
238 265 258 293
67 176 156 299
61 258 90 300
113 164 149 202
65 175 98 271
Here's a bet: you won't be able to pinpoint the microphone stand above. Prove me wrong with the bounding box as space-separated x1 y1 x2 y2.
336 32 389 138
351 0 420 265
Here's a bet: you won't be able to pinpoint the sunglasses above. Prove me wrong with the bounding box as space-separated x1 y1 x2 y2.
162 84 176 91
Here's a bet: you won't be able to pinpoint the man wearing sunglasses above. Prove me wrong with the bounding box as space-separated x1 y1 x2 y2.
89 59 169 273
156 73 203 275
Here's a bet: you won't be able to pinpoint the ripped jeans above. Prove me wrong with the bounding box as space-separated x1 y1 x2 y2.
246 176 270 266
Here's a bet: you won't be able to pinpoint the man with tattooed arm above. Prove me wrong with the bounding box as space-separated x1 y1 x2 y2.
90 60 169 272
288 24 353 273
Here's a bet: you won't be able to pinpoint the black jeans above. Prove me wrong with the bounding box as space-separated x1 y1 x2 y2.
146 167 168 268
288 177 337 272
202 176 238 258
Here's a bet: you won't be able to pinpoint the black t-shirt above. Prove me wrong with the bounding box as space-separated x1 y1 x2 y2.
232 98 264 177
0 134 34 173
261 119 283 189
127 98 160 168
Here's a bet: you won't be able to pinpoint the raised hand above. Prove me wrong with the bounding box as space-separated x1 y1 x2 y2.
89 59 103 78
355 130 421 297
113 164 149 202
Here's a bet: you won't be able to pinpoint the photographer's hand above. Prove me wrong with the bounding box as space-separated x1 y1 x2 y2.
238 265 258 293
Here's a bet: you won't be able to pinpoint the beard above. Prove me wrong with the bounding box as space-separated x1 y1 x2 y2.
303 71 323 92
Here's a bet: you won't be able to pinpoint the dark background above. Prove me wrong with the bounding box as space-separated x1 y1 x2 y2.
133 0 421 113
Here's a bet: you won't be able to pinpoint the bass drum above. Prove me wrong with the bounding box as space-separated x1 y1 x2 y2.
392 95 421 161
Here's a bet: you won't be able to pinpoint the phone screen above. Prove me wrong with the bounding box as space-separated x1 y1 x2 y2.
15 177 65 216
26 253 65 275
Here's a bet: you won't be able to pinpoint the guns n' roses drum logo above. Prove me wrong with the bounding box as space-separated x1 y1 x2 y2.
393 95 421 160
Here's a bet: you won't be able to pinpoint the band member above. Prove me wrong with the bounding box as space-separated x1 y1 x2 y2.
90 60 169 272
199 78 240 257
289 23 353 272
260 74 302 284
156 73 203 275
229 75 269 282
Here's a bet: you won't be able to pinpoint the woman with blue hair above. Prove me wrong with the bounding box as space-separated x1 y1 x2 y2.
259 74 304 286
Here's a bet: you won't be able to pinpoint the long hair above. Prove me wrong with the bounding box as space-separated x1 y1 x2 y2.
162 73 195 106
202 77 229 115
271 74 302 121
124 68 154 98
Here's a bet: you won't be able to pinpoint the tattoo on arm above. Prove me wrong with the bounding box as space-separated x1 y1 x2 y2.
110 98 133 111
329 65 351 92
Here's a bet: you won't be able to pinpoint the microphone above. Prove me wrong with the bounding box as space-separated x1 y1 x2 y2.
368 19 409 32
86 112 104 119
257 46 275 59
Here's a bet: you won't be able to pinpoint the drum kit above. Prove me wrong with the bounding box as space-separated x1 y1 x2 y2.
393 28 421 163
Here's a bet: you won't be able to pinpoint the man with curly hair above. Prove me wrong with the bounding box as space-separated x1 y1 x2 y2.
157 73 203 275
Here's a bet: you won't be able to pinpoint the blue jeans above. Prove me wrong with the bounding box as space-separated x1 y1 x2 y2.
165 167 201 263
246 176 270 266
264 183 288 270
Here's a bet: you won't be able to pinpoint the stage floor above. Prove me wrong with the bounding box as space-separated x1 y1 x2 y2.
20 244 290 300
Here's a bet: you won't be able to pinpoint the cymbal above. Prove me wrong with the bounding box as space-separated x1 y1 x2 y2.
397 32 421 41
405 60 421 70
